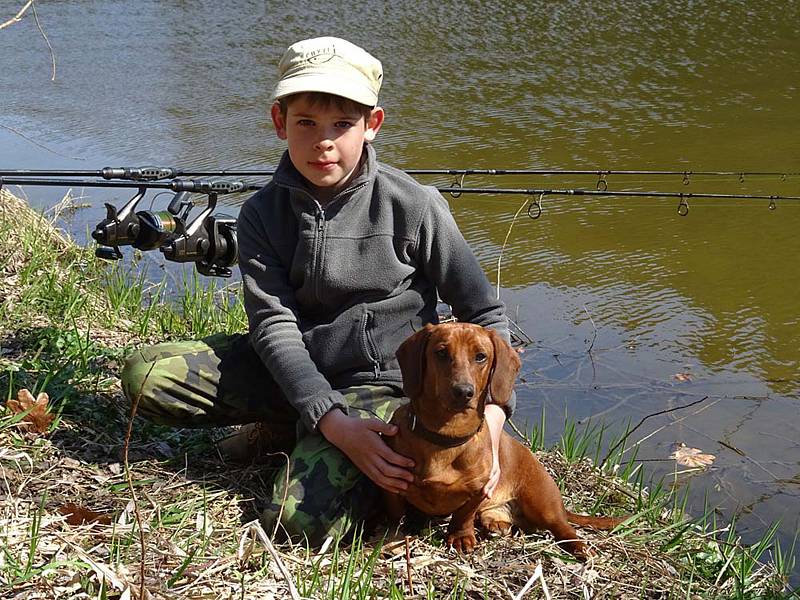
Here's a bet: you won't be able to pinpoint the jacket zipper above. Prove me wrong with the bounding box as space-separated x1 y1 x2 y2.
364 311 381 379
278 180 369 304
312 206 325 303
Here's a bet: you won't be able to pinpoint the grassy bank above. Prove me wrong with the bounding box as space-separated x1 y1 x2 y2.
0 188 795 598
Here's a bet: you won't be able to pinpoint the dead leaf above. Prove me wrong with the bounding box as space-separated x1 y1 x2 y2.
670 443 716 468
672 373 693 382
6 388 55 433
59 502 112 525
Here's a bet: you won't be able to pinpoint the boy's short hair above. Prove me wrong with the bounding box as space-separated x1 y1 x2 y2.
272 37 382 108
278 92 374 122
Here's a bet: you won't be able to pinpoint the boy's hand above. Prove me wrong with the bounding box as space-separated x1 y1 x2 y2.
318 409 415 494
482 404 505 498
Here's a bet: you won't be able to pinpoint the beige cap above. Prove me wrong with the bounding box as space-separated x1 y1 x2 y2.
272 37 383 107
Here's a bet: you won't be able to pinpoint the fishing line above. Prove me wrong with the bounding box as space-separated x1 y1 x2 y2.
496 194 536 300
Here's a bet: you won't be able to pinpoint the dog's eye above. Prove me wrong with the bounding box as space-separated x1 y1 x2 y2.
475 352 488 363
435 348 449 360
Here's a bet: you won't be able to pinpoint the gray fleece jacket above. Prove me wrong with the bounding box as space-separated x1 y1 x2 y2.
237 144 513 431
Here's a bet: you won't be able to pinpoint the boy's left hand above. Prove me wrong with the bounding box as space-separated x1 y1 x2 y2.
482 404 505 498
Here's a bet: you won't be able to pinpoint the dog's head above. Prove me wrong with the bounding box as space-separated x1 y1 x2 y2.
396 323 521 415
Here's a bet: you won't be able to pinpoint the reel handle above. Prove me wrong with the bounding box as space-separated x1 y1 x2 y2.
101 166 176 181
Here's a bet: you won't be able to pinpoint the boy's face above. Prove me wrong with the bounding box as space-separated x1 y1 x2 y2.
271 94 384 198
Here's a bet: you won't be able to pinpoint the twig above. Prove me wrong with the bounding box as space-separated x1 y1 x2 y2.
512 562 550 600
123 363 154 600
0 0 32 29
0 122 86 159
627 398 720 452
30 0 56 81
507 417 533 447
717 439 745 457
578 391 640 425
269 450 291 541
582 306 598 354
240 520 301 600
236 528 256 600
507 314 535 346
715 438 778 479
495 196 529 299
316 535 333 556
405 535 413 594
601 396 708 467
45 189 77 222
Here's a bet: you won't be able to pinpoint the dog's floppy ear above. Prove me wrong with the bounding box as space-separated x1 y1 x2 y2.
487 329 521 406
396 325 434 399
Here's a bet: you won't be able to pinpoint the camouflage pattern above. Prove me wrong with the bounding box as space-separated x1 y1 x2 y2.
120 333 298 428
261 385 404 545
120 334 406 545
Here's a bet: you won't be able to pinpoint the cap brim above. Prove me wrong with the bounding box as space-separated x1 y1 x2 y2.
272 73 378 107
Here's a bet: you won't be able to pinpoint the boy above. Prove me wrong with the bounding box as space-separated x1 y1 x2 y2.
121 36 515 544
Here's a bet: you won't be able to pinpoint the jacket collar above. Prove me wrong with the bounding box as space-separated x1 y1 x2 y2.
272 143 377 203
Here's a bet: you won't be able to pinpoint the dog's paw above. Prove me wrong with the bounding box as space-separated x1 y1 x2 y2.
482 518 512 536
447 530 478 553
478 505 513 536
563 539 595 561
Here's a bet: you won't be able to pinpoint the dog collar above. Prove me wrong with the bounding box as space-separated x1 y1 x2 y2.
407 408 484 448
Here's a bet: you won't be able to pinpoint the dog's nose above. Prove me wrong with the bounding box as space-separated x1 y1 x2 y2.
451 383 475 402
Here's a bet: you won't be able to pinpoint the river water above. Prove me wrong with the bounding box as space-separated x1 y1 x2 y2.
2 0 799 576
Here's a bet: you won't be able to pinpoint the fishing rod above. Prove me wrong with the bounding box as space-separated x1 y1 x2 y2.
1 166 797 186
3 166 797 197
3 176 798 206
3 176 799 277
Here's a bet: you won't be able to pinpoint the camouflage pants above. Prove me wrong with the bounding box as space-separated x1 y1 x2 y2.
120 332 406 545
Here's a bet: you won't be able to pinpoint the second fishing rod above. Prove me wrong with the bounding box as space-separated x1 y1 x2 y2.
3 175 798 208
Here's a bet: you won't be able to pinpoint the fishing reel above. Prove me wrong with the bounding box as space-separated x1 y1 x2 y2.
91 179 241 277
159 198 238 278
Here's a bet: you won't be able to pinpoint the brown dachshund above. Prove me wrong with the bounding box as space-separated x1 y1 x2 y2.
384 323 622 557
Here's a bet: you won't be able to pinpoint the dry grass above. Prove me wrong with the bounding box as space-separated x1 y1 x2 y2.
1 418 787 598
